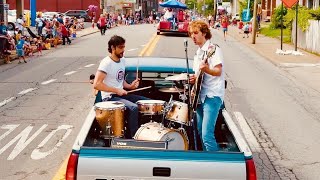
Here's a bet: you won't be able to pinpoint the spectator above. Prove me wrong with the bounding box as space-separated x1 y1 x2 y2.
97 14 107 35
16 15 25 35
221 17 229 41
16 36 27 63
36 37 43 56
57 15 64 24
243 23 250 38
238 20 244 34
60 24 71 45
35 14 44 35
0 22 8 35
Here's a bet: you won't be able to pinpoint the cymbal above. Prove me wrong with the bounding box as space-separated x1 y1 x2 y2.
159 87 184 93
165 73 188 81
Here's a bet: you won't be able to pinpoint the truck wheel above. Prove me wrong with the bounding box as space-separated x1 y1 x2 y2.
7 22 15 31
157 32 160 35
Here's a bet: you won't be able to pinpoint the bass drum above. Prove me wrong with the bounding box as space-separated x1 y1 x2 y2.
134 122 188 150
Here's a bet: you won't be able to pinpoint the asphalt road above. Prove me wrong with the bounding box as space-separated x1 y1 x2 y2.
0 23 319 180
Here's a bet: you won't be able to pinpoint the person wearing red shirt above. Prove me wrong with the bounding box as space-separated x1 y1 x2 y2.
98 14 107 35
178 10 184 22
221 17 229 41
60 24 71 45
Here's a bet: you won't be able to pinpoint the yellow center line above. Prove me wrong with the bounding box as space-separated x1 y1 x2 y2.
138 34 160 56
52 156 69 180
51 33 161 180
144 35 161 56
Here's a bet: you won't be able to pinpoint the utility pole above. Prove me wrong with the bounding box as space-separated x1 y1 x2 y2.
280 2 283 50
251 0 258 44
213 0 217 23
0 0 5 24
294 2 298 51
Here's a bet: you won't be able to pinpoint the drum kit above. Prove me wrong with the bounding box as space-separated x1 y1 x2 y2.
93 73 192 150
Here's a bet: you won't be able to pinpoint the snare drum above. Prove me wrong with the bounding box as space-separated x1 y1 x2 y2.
94 101 125 137
134 122 188 150
166 101 189 125
136 100 165 115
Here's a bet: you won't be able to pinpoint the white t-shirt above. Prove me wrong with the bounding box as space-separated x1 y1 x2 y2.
35 18 43 27
16 18 24 31
193 40 225 102
98 56 126 99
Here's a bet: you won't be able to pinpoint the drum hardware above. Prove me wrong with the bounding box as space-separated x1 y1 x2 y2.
178 127 189 145
184 38 199 150
159 87 184 93
165 73 188 81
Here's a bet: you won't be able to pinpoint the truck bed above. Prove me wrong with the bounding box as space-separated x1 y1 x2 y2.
67 77 256 180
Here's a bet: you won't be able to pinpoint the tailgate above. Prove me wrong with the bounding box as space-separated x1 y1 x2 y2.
77 148 246 180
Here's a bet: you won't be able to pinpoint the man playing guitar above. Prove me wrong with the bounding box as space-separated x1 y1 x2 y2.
189 20 225 151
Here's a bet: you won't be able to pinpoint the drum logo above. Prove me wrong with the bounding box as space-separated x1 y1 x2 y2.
117 69 125 82
117 142 127 146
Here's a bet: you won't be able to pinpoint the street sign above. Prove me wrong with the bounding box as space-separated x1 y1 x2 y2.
4 4 9 10
282 0 299 8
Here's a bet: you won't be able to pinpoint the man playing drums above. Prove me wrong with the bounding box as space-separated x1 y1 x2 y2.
93 35 149 138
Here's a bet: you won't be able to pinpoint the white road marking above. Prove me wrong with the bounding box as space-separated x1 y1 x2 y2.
0 124 48 160
41 79 57 85
0 125 19 142
127 48 138 52
31 125 73 160
141 44 146 47
234 112 262 152
64 71 77 76
0 97 16 107
18 88 38 95
279 63 320 68
84 64 95 68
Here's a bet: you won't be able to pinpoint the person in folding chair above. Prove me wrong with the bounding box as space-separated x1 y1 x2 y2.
93 35 149 138
188 20 225 151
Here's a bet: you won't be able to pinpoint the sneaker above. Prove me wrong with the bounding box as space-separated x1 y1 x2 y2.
18 61 22 64
24 60 27 63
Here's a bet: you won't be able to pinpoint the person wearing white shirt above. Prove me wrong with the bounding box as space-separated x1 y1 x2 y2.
16 15 25 35
189 20 225 151
93 35 149 138
35 15 44 35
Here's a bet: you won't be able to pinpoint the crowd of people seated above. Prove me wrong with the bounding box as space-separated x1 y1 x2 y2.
0 14 82 64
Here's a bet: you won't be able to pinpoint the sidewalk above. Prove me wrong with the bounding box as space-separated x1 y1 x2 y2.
226 25 320 65
0 26 99 66
225 25 320 93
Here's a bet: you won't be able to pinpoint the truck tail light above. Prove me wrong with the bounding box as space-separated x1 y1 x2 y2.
66 152 79 180
246 159 257 180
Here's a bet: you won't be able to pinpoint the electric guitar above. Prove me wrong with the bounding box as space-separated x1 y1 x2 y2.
191 45 217 110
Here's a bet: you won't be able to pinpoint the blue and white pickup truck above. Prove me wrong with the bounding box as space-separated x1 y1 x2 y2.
66 57 257 180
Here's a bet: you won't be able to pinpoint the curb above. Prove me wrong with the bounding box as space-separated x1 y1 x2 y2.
78 30 100 38
0 30 100 66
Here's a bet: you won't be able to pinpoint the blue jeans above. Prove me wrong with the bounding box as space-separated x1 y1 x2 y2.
196 96 222 151
105 94 149 138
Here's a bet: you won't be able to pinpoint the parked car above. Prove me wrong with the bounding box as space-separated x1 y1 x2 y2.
42 11 59 20
64 10 91 22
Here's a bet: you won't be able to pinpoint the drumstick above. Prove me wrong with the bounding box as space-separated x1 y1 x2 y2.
136 59 139 79
110 86 152 95
127 86 152 93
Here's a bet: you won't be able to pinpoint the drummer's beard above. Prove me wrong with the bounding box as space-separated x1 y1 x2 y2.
116 51 124 58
